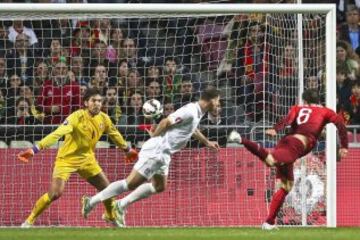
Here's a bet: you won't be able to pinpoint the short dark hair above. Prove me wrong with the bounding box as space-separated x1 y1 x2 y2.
352 80 360 89
200 86 220 101
302 89 319 104
83 88 102 102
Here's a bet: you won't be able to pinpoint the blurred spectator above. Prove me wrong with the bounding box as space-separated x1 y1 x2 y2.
70 24 91 60
0 22 13 51
163 57 182 99
92 19 112 46
89 64 108 95
146 65 162 83
70 56 90 85
122 37 146 70
306 75 320 91
336 40 360 81
8 20 38 47
47 38 69 66
32 61 50 96
126 68 143 94
338 6 360 54
19 85 45 123
163 98 175 118
103 87 126 125
124 90 145 126
0 56 7 94
344 80 360 124
145 79 162 102
80 83 88 97
6 33 35 84
7 97 41 125
90 40 117 77
337 66 354 109
0 89 6 123
107 27 125 63
278 43 297 79
198 99 236 147
37 61 81 124
173 78 196 109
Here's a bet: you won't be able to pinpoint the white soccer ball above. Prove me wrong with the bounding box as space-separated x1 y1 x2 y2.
142 99 163 119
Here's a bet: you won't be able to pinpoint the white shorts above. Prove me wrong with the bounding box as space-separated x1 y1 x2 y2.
133 138 171 180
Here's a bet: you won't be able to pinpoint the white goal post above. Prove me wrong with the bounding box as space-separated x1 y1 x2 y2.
0 3 336 227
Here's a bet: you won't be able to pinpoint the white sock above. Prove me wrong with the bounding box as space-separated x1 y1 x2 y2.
89 179 128 207
119 183 156 209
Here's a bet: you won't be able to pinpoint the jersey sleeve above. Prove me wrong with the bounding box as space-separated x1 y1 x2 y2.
37 112 79 150
168 105 194 125
274 106 298 132
325 108 349 149
104 114 128 150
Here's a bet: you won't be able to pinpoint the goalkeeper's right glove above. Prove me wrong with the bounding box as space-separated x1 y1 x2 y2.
17 146 39 163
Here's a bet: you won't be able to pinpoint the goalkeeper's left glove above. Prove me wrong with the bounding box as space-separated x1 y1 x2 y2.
124 148 138 164
17 146 39 163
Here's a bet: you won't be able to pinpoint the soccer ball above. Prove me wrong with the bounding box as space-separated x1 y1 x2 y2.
142 99 163 119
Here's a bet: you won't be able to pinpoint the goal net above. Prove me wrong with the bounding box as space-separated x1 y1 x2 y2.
0 4 336 227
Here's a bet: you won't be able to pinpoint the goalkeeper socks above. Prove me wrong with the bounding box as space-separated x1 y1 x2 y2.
266 188 288 225
120 183 156 209
90 179 128 207
241 138 269 161
26 193 52 224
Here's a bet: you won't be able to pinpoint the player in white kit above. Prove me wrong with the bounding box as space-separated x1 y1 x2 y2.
81 87 221 227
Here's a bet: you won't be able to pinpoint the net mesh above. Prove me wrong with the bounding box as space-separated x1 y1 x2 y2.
0 11 330 227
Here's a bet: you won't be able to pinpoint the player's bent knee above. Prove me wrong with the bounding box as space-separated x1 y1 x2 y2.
48 191 63 201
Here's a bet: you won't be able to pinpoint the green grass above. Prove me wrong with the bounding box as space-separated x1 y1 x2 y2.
0 227 359 240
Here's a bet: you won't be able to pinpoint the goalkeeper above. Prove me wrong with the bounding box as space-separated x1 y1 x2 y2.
17 88 138 228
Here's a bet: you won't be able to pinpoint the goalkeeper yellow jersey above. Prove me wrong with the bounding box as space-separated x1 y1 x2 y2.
37 109 128 161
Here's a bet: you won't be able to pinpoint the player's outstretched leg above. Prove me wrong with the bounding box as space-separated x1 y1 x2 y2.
228 131 272 166
81 179 129 219
21 193 52 228
113 175 165 227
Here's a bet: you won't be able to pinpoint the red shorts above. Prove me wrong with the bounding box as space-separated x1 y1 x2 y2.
272 135 309 181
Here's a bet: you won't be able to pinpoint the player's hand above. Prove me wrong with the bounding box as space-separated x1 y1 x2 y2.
206 141 220 151
17 148 35 163
124 148 138 164
266 129 277 137
339 148 348 158
146 128 155 138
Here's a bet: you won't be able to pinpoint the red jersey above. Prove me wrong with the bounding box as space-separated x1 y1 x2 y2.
274 104 348 149
38 80 81 124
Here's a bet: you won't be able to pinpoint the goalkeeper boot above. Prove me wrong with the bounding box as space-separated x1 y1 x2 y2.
20 220 33 228
102 213 121 227
81 195 94 219
228 130 242 144
261 222 279 230
113 200 126 228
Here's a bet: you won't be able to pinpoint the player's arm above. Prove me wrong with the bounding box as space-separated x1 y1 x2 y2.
17 114 78 163
105 115 138 163
147 117 172 137
148 106 193 137
326 109 349 157
192 128 220 150
271 106 298 134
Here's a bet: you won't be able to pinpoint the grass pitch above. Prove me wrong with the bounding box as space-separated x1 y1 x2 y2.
0 227 359 240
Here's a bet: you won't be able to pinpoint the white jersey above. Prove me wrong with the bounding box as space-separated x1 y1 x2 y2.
141 102 205 155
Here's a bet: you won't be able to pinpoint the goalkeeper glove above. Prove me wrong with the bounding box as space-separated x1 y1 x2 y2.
17 146 39 163
124 148 138 164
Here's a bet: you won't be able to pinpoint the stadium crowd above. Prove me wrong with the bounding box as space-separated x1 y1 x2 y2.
0 0 356 227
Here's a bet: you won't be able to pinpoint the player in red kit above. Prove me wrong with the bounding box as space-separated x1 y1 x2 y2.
229 89 348 230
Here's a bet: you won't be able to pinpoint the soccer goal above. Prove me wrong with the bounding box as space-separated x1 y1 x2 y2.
0 3 336 227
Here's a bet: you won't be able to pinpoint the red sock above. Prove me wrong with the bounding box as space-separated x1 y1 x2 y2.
242 138 269 161
266 188 288 225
